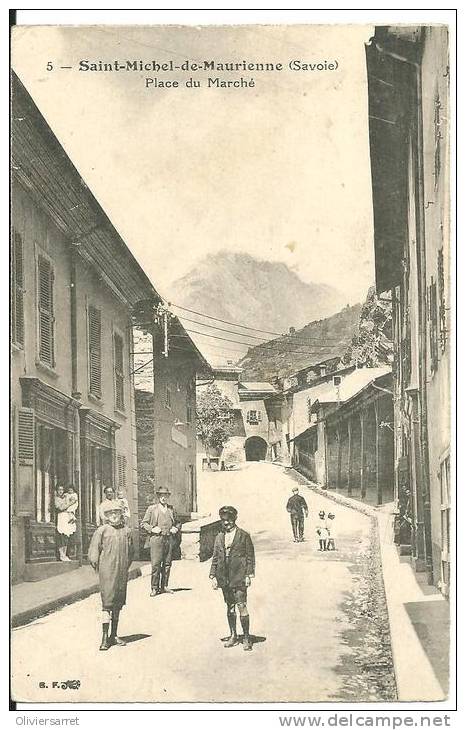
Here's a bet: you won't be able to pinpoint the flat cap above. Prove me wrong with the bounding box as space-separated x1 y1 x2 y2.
219 505 238 519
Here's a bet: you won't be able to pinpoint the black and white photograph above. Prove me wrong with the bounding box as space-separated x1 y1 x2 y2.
9 13 454 709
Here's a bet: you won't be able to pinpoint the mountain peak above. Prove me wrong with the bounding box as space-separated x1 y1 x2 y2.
168 250 347 336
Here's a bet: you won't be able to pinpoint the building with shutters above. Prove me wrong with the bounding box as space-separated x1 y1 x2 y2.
365 27 451 594
196 367 280 467
10 73 208 583
134 333 211 538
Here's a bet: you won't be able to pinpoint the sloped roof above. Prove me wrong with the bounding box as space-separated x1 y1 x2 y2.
312 366 391 406
292 367 391 439
11 72 210 375
238 381 277 393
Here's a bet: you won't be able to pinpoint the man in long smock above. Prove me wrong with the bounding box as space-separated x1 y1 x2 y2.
141 486 181 597
88 503 134 651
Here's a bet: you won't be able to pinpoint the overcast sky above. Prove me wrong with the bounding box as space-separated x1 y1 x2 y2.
12 24 374 311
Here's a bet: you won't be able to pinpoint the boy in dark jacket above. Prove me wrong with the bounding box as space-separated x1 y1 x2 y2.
210 505 255 651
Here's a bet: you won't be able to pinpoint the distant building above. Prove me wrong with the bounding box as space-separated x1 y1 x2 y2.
197 367 280 467
366 26 450 593
291 367 394 506
281 356 342 392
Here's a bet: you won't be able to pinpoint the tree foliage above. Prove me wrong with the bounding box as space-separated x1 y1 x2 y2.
196 384 235 453
341 287 394 368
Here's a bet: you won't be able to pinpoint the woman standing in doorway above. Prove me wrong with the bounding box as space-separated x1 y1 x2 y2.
54 484 78 561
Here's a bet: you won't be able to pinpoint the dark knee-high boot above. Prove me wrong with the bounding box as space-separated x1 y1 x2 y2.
224 610 238 647
110 610 126 646
99 622 110 651
240 614 252 651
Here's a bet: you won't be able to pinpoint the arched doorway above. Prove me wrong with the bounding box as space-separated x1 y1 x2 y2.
245 436 268 461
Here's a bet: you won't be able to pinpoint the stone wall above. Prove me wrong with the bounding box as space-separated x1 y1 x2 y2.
181 517 223 562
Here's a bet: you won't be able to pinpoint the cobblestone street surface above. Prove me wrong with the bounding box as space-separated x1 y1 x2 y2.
12 463 396 703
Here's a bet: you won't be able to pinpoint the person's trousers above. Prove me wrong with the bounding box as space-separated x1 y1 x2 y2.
150 535 173 590
290 514 304 540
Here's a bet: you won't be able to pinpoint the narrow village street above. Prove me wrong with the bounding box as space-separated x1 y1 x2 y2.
12 463 395 704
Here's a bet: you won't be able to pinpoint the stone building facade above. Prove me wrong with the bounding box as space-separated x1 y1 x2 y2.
366 26 451 593
11 73 159 582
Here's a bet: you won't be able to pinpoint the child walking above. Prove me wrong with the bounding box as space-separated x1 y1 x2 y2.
316 510 329 551
326 512 336 550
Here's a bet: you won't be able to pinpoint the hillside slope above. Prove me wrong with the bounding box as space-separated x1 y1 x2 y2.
238 303 362 381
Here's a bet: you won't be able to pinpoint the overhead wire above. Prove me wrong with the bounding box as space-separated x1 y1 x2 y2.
175 314 347 346
170 302 345 342
177 328 346 352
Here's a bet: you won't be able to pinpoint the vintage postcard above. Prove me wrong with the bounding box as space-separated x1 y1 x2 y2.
10 19 453 706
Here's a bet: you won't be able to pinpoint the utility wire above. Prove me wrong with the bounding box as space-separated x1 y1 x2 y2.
130 357 154 376
177 328 346 351
176 314 347 346
170 302 345 342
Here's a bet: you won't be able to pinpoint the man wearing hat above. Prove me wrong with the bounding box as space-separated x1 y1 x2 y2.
141 486 181 597
209 506 255 651
286 486 309 542
88 502 134 651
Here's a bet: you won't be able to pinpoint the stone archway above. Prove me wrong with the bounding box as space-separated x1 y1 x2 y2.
245 436 268 462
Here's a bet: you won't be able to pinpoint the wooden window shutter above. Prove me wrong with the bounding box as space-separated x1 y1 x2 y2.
12 230 25 347
117 454 127 490
37 255 55 366
16 408 35 516
88 306 102 397
257 410 262 422
114 333 124 410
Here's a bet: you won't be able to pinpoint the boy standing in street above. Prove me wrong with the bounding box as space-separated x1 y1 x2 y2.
210 506 255 651
88 503 134 651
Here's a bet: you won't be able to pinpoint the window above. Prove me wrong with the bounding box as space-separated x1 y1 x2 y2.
434 94 442 190
88 306 102 398
35 422 67 524
333 375 342 386
165 385 171 409
187 464 195 512
37 255 55 367
307 397 313 423
428 277 439 372
439 455 450 597
88 445 112 525
438 248 448 353
117 454 127 491
12 229 25 347
186 403 193 424
247 410 261 425
319 366 327 377
114 332 125 411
